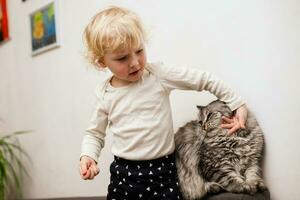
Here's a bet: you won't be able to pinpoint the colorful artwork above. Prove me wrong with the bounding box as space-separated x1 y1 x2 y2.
30 1 59 55
0 0 9 44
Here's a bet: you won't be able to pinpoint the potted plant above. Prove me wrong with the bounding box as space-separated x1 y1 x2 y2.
0 131 31 199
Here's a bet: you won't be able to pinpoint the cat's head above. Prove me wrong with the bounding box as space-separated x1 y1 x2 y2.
196 100 232 132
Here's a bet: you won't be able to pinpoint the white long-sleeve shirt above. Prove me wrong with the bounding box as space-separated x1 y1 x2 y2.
80 62 245 161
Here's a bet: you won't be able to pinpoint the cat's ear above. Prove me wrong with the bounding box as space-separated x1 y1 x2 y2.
197 105 204 125
196 105 203 111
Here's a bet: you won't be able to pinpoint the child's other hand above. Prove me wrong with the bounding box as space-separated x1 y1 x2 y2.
79 155 100 180
221 104 247 135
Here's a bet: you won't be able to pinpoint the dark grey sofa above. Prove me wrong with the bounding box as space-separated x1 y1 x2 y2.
202 189 270 200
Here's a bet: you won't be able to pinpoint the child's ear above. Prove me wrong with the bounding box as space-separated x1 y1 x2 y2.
95 58 106 68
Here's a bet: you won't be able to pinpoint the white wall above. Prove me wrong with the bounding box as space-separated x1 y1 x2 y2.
0 0 299 199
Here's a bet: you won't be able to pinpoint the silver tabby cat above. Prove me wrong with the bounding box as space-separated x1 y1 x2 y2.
175 100 266 200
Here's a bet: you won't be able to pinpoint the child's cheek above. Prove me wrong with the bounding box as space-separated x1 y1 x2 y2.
119 67 129 77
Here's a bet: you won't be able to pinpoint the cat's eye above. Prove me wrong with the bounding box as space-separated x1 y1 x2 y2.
207 113 212 119
198 120 203 125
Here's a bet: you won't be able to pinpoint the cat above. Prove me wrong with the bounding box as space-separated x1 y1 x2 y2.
175 100 267 200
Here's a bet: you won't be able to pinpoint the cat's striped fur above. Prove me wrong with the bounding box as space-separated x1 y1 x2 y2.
175 100 266 200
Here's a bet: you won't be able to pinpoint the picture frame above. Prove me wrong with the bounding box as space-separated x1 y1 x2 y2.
29 0 60 56
0 0 9 44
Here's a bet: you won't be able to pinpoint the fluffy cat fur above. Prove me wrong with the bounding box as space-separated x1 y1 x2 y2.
175 100 266 200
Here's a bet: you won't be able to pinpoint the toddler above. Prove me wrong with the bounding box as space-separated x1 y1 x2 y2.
79 6 247 200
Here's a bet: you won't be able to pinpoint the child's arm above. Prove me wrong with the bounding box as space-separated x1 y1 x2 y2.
80 90 108 179
149 63 245 111
148 63 247 133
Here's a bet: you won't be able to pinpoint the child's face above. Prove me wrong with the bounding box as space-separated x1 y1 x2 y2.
101 44 147 87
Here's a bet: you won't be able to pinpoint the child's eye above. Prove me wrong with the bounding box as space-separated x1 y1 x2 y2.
116 56 128 61
136 49 143 54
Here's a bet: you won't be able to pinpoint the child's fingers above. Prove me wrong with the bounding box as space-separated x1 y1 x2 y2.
83 169 91 180
86 165 98 180
221 123 234 129
79 164 85 177
79 166 88 179
79 166 85 178
79 167 89 180
221 116 233 123
87 168 95 180
83 169 96 180
80 163 87 174
90 164 100 176
79 161 91 179
227 125 240 135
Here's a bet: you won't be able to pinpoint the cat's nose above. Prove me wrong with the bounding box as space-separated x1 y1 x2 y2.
202 123 208 131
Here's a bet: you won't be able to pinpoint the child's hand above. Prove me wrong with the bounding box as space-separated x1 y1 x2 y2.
79 155 100 180
221 104 248 135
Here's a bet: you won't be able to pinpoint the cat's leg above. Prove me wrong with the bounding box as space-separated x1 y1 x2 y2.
216 165 254 194
176 159 206 200
244 165 267 194
219 170 247 193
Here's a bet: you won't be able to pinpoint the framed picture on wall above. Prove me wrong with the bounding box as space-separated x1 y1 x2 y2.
29 0 60 56
0 0 9 44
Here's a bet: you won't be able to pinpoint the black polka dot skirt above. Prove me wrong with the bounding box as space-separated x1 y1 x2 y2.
107 152 183 200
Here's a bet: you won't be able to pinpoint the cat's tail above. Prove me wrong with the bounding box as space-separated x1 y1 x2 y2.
176 159 206 200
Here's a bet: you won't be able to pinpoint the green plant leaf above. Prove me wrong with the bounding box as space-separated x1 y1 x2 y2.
0 130 32 199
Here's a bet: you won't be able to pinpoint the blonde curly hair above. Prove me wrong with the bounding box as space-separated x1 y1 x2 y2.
83 6 147 68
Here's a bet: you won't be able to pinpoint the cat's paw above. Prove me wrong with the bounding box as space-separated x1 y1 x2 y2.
256 180 267 191
243 183 257 195
227 184 245 193
205 182 223 194
226 177 246 193
245 180 267 194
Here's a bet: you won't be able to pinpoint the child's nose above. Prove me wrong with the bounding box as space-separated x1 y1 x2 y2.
130 55 139 67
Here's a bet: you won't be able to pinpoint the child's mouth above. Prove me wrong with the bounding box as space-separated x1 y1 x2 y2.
130 70 140 75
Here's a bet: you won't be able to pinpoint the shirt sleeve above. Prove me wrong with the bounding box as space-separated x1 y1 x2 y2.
148 62 245 111
80 86 108 162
